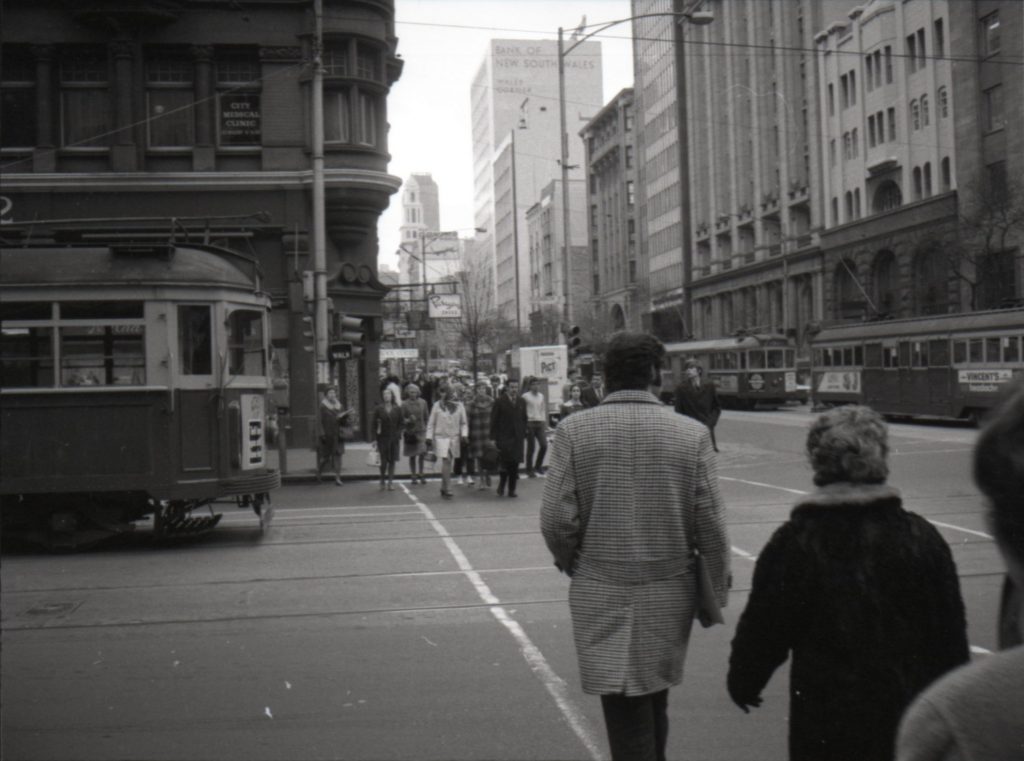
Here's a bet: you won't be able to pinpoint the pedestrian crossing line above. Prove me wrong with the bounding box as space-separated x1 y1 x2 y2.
731 545 758 561
719 476 810 495
927 520 994 541
398 483 607 761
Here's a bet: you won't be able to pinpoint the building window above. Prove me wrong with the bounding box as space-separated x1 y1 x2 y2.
358 91 377 146
987 161 1007 201
626 180 635 207
910 100 920 130
873 50 882 88
884 46 893 83
854 188 861 218
828 83 835 116
845 191 853 219
921 94 930 126
868 116 876 148
981 11 1001 58
984 85 1004 132
913 166 923 200
831 197 839 224
851 128 858 158
906 34 917 73
146 52 195 148
323 45 349 76
1 46 36 149
829 139 836 166
324 90 351 143
865 55 873 92
938 86 948 118
872 250 898 315
887 107 896 140
916 29 926 69
356 44 380 81
623 105 634 131
848 70 856 105
625 145 634 169
941 157 951 190
60 46 111 149
874 180 902 213
934 19 945 59
216 49 261 147
924 162 932 197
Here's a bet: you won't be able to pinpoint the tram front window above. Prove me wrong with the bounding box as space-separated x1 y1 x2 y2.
179 305 212 375
228 309 266 376
767 350 785 368
60 326 145 386
1 327 55 388
748 350 765 369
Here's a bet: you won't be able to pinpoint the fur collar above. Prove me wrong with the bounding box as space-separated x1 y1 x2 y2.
793 482 901 512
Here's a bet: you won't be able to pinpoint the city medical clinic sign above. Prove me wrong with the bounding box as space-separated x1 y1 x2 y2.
492 42 597 95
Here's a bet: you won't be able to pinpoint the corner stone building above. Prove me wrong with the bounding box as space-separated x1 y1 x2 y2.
0 0 404 445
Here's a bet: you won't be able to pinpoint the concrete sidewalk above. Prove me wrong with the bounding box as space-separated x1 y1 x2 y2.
267 441 390 484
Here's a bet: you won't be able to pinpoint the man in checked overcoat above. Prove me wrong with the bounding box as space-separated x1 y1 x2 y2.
541 332 730 761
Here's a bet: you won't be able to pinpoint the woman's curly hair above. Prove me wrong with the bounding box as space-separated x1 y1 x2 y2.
806 405 890 486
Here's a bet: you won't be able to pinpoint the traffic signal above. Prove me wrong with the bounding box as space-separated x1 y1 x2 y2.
567 325 582 358
301 315 315 352
330 315 365 361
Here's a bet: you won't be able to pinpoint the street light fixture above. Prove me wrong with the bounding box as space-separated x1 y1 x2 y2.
557 4 713 326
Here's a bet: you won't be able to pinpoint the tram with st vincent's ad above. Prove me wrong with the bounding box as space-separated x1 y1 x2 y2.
663 333 804 409
808 307 1024 423
0 240 280 548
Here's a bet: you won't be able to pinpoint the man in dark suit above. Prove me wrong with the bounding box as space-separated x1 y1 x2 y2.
674 359 722 452
489 380 526 497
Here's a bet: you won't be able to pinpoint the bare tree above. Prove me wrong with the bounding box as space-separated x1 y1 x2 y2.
528 304 562 345
453 260 500 379
949 177 1024 310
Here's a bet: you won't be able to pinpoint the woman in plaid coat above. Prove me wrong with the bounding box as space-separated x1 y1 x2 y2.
541 332 730 761
466 382 495 490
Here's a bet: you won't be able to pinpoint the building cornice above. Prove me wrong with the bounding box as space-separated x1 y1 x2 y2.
2 169 402 194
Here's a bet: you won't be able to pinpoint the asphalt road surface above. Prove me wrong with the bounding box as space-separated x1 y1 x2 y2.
1 406 1000 761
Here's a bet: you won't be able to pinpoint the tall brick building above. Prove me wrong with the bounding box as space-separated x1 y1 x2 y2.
0 0 404 444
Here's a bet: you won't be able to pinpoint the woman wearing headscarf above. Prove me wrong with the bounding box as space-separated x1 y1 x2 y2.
727 405 969 761
425 384 468 498
401 383 429 484
370 386 404 491
316 387 352 486
466 381 495 491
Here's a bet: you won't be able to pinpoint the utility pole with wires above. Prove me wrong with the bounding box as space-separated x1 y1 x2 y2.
311 0 329 386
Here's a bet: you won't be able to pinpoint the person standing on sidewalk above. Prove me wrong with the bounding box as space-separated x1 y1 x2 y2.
522 377 548 476
674 359 722 452
490 379 526 498
466 381 495 492
316 386 352 486
541 332 730 761
370 387 404 491
426 384 468 499
401 383 429 484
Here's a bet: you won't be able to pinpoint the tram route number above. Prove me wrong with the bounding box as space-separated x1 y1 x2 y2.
241 394 266 469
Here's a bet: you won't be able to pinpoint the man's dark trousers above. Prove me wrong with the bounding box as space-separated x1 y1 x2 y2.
600 689 669 761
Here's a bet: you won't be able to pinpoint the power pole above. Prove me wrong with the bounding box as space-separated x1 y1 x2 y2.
312 0 329 386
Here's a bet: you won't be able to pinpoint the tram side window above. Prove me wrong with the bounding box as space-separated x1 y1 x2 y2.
930 340 950 366
953 340 967 364
228 309 266 376
60 326 145 386
883 345 899 368
179 305 212 375
1004 336 1021 363
899 342 911 368
865 343 882 367
1 327 55 387
723 352 738 370
767 350 785 369
986 337 1001 363
748 350 765 369
911 341 929 368
969 339 983 363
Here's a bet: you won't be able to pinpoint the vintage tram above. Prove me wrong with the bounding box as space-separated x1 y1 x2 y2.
809 307 1024 423
663 333 803 409
0 241 280 547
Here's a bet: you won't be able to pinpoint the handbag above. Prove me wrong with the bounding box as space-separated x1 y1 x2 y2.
365 444 381 468
403 430 418 445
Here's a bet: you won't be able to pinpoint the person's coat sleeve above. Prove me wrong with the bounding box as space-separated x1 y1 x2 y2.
694 428 729 604
727 523 802 705
539 423 579 575
895 695 965 761
425 403 436 441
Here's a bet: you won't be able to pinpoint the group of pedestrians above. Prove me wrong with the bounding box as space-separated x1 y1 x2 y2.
540 330 1023 761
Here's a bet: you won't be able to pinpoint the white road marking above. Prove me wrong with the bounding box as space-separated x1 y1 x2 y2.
399 484 606 761
927 520 994 541
970 645 992 655
731 546 758 561
719 476 810 496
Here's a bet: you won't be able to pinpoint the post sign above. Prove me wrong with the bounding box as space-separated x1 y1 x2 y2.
381 348 420 360
220 94 261 145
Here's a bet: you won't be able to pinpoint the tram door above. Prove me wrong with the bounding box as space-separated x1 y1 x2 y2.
176 304 218 476
928 339 952 415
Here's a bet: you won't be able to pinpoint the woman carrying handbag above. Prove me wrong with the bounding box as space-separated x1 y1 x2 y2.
369 387 404 490
317 387 353 486
425 384 468 498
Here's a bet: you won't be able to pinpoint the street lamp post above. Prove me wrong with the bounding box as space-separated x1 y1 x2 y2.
557 4 713 327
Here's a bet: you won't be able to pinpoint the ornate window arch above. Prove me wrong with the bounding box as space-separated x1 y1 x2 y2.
872 249 898 316
833 258 865 320
913 243 951 315
873 180 902 212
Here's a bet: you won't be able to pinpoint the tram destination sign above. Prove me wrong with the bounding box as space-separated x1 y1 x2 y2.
220 94 262 145
958 368 1013 393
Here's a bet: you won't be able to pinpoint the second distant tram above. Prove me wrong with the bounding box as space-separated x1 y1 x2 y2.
809 308 1024 423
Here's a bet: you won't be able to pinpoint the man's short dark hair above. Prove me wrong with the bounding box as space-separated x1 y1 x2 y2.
974 377 1024 563
602 332 666 392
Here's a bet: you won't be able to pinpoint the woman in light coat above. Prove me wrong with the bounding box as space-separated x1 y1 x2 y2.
426 384 468 498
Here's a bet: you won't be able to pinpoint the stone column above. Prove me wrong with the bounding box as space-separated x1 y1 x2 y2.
191 45 215 171
110 41 136 171
32 45 55 171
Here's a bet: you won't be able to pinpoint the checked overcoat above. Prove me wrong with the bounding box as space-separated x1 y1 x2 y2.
540 390 730 696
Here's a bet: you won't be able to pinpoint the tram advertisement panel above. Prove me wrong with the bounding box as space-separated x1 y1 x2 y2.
241 393 266 469
957 369 1013 394
714 375 738 394
818 370 862 394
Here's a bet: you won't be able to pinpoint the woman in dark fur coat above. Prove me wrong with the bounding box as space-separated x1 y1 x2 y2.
727 405 969 761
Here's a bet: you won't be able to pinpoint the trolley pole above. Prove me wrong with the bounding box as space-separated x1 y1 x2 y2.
311 0 330 386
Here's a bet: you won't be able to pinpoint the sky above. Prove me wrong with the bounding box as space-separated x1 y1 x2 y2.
378 0 635 270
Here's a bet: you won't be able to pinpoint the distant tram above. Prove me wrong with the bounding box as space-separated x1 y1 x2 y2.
809 308 1024 423
663 334 803 409
1 242 279 547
